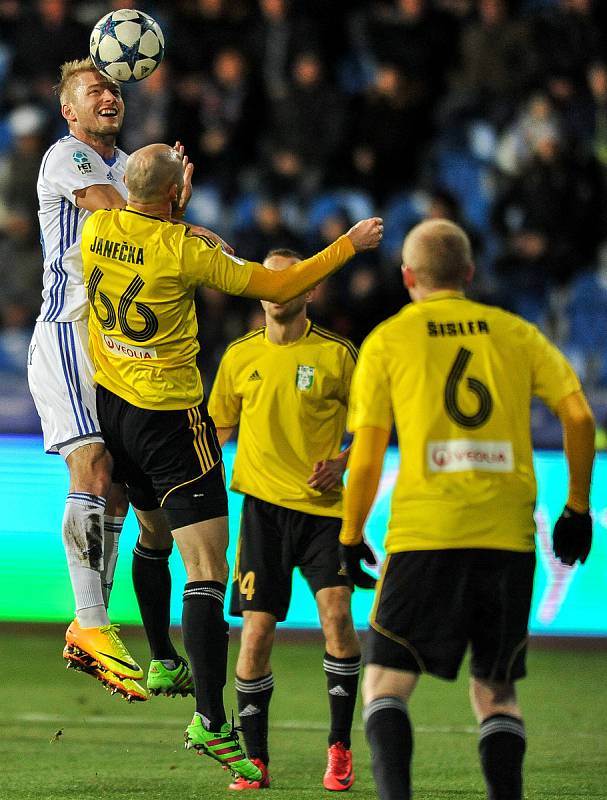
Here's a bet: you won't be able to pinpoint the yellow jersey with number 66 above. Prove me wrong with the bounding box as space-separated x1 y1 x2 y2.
81 206 254 410
348 291 581 553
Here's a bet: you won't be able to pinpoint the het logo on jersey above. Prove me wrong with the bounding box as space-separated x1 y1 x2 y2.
72 150 93 175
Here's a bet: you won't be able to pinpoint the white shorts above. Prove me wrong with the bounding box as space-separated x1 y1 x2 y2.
27 319 103 454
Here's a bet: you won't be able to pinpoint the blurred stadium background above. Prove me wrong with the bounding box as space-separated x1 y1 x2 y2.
2 0 607 443
0 0 606 633
1 4 606 798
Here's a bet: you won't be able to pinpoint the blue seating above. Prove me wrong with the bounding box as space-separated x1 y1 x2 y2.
380 191 426 260
435 147 494 231
564 271 607 386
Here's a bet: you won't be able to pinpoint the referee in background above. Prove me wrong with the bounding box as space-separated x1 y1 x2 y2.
339 219 595 800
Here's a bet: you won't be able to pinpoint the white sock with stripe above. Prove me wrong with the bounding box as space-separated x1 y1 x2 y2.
62 493 109 628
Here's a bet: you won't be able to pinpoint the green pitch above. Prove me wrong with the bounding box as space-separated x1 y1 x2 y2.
0 626 605 800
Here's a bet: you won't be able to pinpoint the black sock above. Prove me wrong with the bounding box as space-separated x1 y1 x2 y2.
364 696 413 800
479 714 526 800
324 652 361 748
182 581 228 730
235 673 274 764
132 539 178 662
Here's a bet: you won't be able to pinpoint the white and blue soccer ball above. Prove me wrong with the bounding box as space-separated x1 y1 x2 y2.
90 9 164 83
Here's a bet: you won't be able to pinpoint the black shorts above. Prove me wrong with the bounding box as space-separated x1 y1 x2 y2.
366 548 536 683
97 384 227 527
229 495 351 621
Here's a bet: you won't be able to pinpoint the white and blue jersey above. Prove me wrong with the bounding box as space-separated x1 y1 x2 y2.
29 135 128 454
37 135 128 322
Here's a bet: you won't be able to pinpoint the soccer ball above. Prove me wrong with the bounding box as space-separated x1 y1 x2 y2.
90 9 164 83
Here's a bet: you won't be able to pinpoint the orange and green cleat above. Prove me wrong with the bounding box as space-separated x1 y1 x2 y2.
63 619 144 679
323 742 355 791
63 646 148 702
228 758 270 790
185 715 263 782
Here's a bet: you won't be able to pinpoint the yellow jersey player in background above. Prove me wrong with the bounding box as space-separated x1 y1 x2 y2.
81 142 382 782
209 249 367 792
339 219 595 800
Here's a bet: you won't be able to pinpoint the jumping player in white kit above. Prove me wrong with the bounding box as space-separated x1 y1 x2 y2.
27 57 196 701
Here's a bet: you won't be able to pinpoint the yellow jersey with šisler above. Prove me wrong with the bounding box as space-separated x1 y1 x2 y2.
208 320 357 517
346 291 581 553
81 206 355 410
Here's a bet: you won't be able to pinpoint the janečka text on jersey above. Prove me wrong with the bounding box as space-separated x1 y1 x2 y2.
89 235 144 265
427 319 490 337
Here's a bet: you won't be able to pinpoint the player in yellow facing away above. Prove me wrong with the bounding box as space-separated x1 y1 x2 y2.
209 249 367 791
339 219 595 800
81 142 382 780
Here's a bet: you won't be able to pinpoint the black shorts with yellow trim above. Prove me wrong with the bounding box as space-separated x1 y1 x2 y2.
96 384 227 528
366 548 535 683
229 495 351 621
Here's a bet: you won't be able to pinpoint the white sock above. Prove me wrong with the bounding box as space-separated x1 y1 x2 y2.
102 515 125 608
63 492 109 627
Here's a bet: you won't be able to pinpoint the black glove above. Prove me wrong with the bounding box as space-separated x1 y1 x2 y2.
338 540 378 589
552 506 592 566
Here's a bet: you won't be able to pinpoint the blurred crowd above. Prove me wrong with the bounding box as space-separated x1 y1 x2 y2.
1 0 607 444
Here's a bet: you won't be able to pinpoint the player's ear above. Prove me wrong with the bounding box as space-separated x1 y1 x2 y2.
464 262 475 284
168 183 178 202
402 264 415 289
306 283 319 302
61 103 76 123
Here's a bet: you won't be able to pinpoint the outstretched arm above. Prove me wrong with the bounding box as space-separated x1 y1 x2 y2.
242 218 383 304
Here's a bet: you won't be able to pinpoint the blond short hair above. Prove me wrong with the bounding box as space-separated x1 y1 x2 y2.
55 57 100 105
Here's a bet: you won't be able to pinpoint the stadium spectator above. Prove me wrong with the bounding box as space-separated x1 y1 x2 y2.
245 0 320 102
336 63 433 200
530 0 603 91
494 91 563 177
119 61 171 154
11 1 89 111
360 0 457 103
0 105 48 318
339 218 595 800
165 0 247 75
442 0 536 131
586 63 607 181
0 299 32 375
492 129 604 321
233 195 303 257
81 141 382 780
196 46 258 198
263 51 345 198
208 248 363 791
